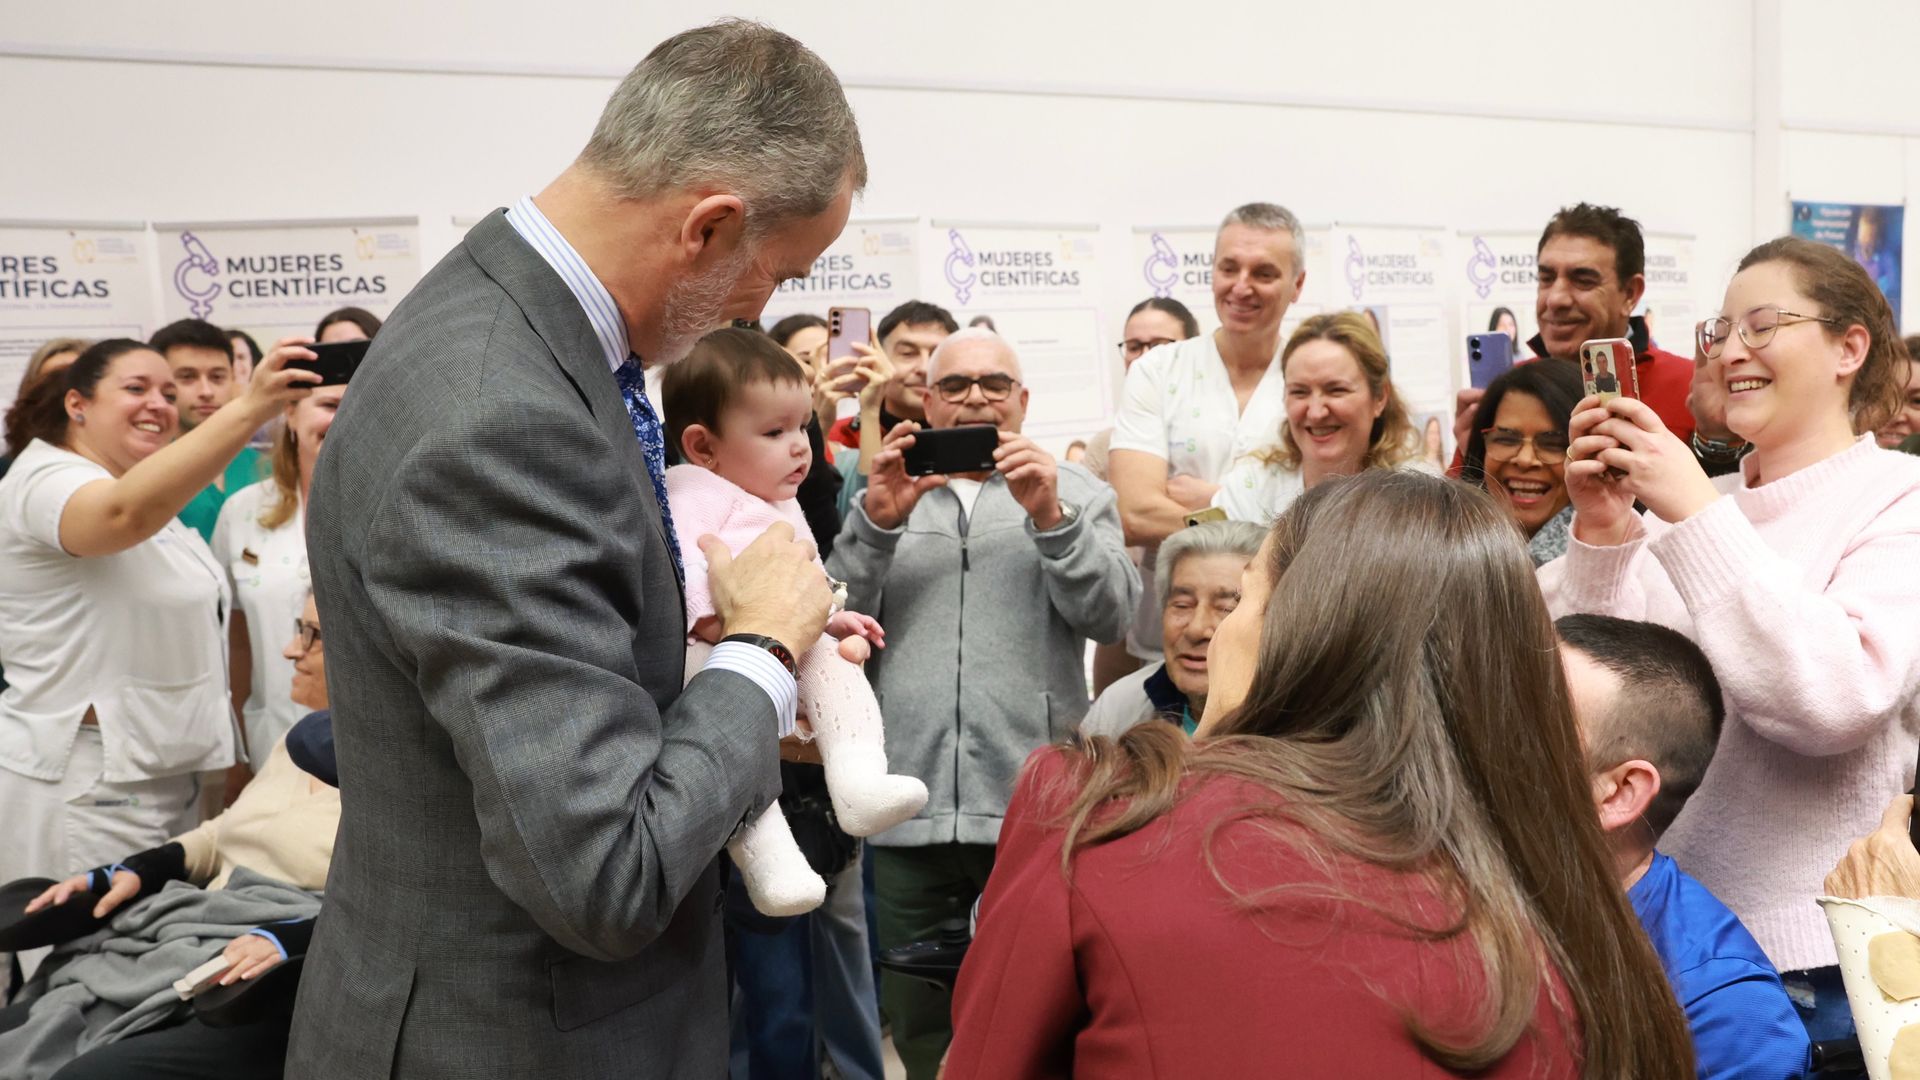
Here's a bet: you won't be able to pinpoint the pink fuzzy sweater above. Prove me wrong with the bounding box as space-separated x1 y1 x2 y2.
664 464 817 632
1540 436 1920 971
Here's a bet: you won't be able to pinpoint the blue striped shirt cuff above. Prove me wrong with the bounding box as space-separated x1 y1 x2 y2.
704 641 799 737
245 928 288 961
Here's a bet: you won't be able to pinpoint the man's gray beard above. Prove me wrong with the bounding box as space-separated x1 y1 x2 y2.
653 246 753 366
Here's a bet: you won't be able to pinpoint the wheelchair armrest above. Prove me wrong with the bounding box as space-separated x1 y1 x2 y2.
192 952 306 1029
0 878 108 952
1809 1036 1863 1074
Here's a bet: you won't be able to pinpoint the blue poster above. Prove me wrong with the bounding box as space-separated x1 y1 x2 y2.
1791 201 1903 328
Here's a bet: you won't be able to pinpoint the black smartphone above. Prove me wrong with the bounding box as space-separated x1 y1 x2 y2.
902 425 999 477
286 339 370 386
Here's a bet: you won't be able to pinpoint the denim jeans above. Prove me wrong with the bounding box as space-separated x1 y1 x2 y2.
1783 965 1863 1078
729 850 884 1080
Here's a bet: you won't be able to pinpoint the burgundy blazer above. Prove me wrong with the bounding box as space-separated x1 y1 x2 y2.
945 748 1582 1078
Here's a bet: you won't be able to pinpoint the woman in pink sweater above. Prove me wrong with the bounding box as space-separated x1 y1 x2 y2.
1539 236 1920 1043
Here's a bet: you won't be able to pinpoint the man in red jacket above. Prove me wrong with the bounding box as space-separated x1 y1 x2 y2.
1453 203 1695 462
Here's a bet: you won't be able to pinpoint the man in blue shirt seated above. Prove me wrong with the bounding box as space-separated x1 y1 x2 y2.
1558 614 1812 1079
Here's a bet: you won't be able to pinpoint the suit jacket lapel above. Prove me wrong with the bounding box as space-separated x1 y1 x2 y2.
462 210 683 609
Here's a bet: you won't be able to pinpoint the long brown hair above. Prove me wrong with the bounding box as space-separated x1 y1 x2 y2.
1738 236 1904 435
1260 312 1419 471
1055 471 1692 1078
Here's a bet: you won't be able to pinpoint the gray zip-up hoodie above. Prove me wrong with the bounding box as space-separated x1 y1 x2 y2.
825 463 1139 847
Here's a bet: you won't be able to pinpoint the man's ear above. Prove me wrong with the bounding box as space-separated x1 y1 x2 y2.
1620 271 1648 315
679 194 747 269
681 423 717 468
1593 759 1661 836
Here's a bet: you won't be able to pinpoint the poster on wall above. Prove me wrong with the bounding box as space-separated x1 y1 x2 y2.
0 220 157 412
1791 200 1903 329
759 218 920 329
153 217 423 343
1133 226 1217 334
1129 224 1331 343
1327 223 1452 410
1641 233 1698 355
1458 230 1538 360
927 221 1106 440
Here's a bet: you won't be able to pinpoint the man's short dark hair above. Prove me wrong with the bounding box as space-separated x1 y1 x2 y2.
1537 203 1646 285
660 326 808 456
877 300 958 344
150 319 234 364
1556 614 1723 835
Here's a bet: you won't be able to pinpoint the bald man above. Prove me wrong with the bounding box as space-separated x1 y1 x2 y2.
826 329 1139 1077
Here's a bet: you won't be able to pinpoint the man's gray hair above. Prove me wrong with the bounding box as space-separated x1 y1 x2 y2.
1155 520 1267 608
579 20 867 230
925 325 1018 381
1218 202 1307 273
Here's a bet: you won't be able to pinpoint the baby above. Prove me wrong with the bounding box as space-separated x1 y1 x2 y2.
661 328 928 916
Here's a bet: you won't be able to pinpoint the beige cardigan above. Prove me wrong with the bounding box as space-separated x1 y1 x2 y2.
173 737 339 892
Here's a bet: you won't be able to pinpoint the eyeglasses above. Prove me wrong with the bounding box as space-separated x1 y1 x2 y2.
1698 309 1843 358
932 373 1019 403
291 619 323 653
1118 337 1178 360
1480 428 1570 463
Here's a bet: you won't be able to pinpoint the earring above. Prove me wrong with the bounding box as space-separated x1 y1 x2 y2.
72 412 85 426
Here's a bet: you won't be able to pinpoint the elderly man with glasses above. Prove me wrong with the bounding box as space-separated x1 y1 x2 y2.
825 327 1139 1079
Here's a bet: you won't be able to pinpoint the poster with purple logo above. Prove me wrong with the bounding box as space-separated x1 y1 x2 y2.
759 218 919 328
1641 233 1698 355
1128 224 1330 344
1130 226 1219 335
924 221 1107 442
1457 230 1538 365
1327 224 1451 410
0 220 157 413
154 217 421 343
1791 201 1903 329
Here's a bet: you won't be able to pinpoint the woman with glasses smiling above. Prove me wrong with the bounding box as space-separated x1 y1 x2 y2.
1462 359 1584 565
1540 235 1920 1049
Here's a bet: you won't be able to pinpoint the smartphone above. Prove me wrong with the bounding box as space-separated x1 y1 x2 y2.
1466 332 1515 390
1579 338 1638 403
827 306 871 363
286 339 369 386
1183 507 1229 528
902 425 999 477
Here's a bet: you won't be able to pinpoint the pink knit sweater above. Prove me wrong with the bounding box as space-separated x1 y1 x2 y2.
1539 435 1920 971
664 463 817 633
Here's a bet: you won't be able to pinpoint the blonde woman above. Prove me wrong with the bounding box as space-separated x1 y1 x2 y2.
1210 312 1427 523
212 356 348 781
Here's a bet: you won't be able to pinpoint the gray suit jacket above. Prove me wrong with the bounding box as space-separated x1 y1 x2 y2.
285 211 782 1080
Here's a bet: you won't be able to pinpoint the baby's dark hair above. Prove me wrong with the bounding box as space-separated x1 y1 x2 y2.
661 327 809 457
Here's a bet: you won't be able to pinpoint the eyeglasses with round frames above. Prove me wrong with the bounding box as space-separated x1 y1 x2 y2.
1698 309 1844 359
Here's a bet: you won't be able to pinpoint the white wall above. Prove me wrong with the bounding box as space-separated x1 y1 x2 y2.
0 0 1907 420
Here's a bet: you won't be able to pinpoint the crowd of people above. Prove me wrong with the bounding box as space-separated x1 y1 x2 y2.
3 17 1920 1080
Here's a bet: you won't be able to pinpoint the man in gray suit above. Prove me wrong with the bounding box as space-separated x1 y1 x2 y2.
287 22 865 1079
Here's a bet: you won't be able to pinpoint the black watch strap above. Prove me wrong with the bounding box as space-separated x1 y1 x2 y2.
720 634 798 678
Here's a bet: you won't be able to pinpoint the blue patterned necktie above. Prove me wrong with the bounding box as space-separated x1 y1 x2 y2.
614 356 683 582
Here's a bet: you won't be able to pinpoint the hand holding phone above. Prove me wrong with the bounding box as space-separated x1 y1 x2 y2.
1467 332 1516 390
902 425 999 476
286 339 370 387
1579 338 1638 403
827 307 871 364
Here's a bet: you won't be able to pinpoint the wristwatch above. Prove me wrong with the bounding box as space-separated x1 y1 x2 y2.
1690 431 1748 463
1036 501 1081 531
720 634 797 678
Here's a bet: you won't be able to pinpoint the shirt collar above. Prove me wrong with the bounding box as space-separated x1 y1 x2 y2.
1142 664 1188 721
502 195 630 373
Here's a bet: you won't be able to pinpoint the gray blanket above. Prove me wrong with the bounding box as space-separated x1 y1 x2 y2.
0 867 320 1080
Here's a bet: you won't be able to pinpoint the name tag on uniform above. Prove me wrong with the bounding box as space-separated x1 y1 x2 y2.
240 548 260 566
